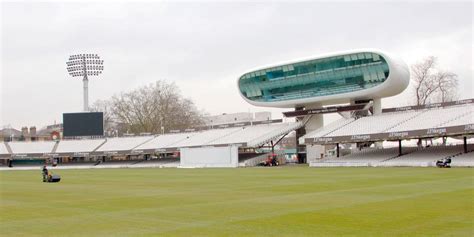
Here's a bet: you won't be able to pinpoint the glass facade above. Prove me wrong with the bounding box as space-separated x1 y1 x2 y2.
239 52 390 102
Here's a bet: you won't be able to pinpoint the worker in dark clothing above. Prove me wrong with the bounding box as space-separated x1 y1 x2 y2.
42 165 49 182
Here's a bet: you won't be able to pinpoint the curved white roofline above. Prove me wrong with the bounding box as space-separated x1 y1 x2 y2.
237 48 410 108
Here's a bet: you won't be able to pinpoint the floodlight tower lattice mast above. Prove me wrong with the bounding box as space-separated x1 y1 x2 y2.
66 54 104 112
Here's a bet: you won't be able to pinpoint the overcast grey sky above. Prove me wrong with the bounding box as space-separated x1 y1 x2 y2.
1 1 472 129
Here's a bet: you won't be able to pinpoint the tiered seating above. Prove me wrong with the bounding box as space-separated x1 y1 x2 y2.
438 109 474 128
55 139 105 153
387 105 474 132
382 145 465 166
134 132 198 150
8 141 56 154
310 144 473 167
301 118 355 142
0 143 9 156
140 123 302 149
450 151 474 167
248 122 302 147
313 147 403 164
328 110 420 136
206 122 301 147
96 136 155 152
1 122 301 161
304 103 473 141
208 125 275 145
170 127 242 148
133 122 301 150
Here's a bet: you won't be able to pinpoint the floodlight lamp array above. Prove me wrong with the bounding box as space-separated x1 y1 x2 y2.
66 54 104 78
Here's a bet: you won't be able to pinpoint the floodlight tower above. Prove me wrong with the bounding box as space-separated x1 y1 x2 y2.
66 54 104 111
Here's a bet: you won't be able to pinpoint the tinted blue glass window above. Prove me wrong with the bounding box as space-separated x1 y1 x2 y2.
239 52 390 102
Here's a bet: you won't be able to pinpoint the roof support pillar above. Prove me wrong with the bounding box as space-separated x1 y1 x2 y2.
398 139 402 156
295 106 306 163
371 98 384 148
336 143 340 158
464 136 468 153
373 98 382 115
271 140 274 155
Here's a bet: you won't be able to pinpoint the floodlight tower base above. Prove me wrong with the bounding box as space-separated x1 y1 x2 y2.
83 77 89 112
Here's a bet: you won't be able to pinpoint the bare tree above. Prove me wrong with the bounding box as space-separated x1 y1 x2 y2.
90 99 121 136
90 100 113 124
411 57 458 145
435 71 458 103
411 56 436 105
411 56 458 105
110 81 204 134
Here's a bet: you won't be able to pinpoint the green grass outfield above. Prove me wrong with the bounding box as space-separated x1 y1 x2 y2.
1 167 473 236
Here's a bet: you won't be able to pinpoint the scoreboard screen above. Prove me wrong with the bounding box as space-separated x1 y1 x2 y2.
63 112 104 137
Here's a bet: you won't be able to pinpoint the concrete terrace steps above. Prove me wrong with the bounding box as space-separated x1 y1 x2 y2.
436 109 474 128
249 122 303 147
382 110 427 133
310 145 473 167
